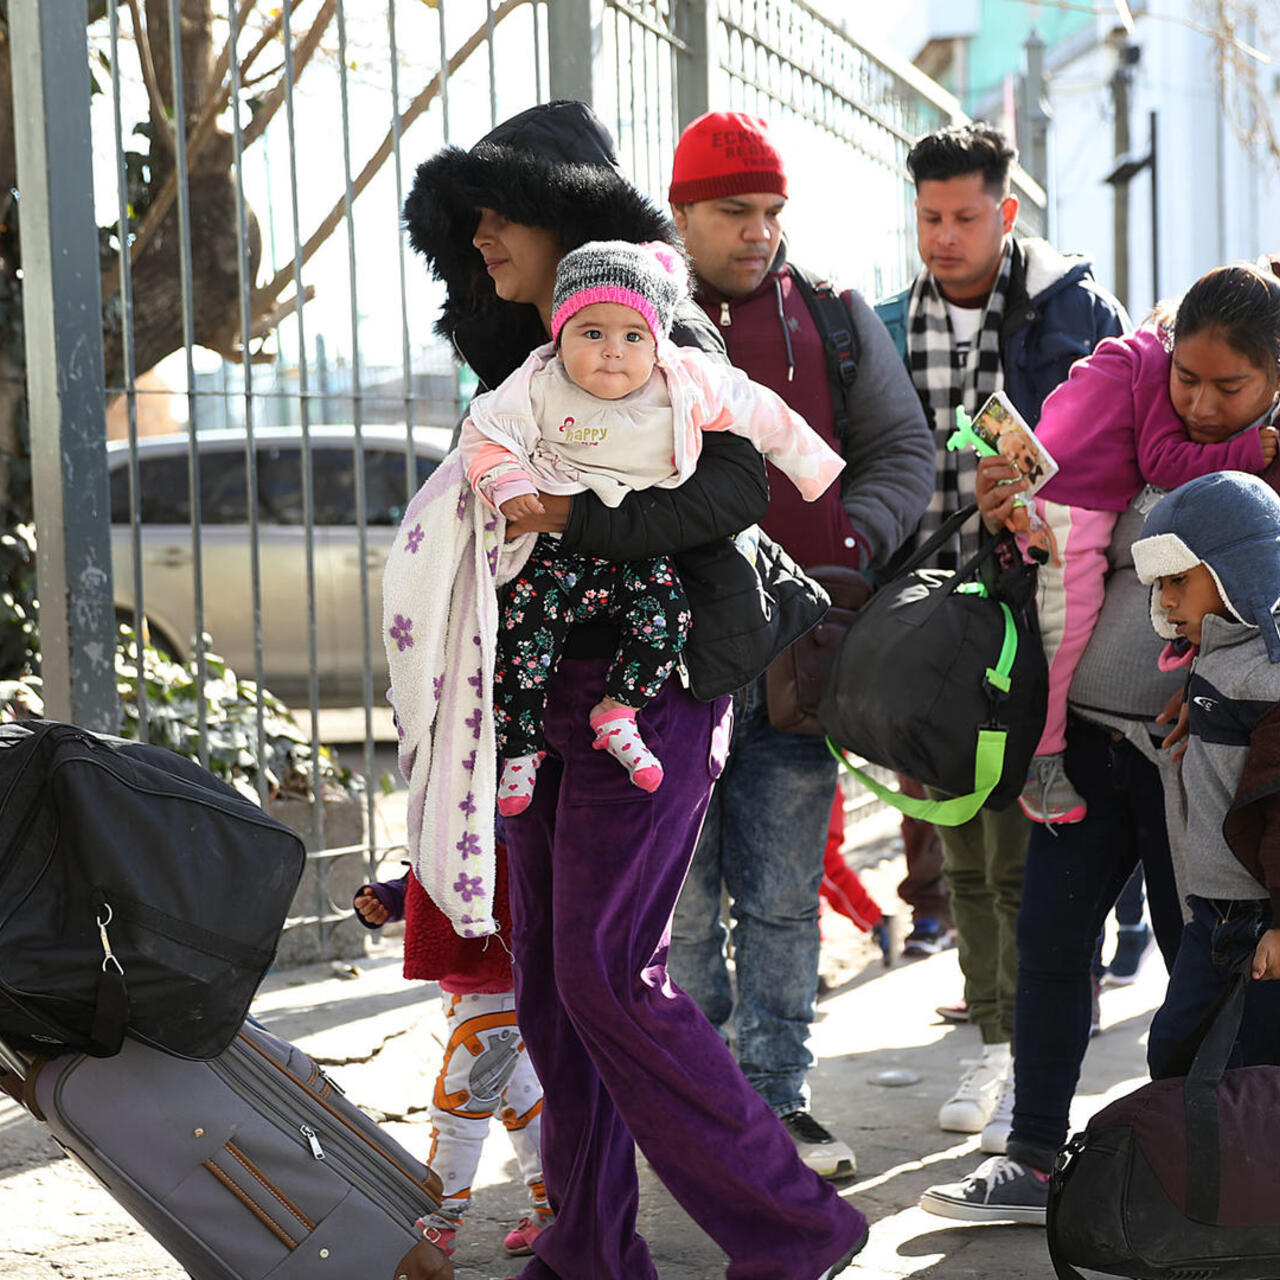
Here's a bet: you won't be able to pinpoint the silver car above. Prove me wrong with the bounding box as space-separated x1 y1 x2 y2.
108 424 452 704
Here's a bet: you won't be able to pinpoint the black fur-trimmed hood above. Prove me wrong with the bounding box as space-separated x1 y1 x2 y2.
403 100 678 389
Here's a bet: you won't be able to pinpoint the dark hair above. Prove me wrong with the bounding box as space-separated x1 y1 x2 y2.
1174 263 1280 375
906 123 1018 198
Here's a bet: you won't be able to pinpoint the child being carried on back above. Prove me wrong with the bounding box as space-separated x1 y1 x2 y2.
460 239 843 815
996 263 1280 825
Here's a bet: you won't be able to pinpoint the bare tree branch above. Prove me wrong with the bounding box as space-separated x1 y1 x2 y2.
241 0 337 148
253 0 531 313
125 0 175 155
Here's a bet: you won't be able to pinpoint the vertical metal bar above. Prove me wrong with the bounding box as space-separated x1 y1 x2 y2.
438 0 450 142
334 0 376 876
486 0 498 127
10 0 118 732
165 0 210 764
280 0 325 853
533 0 544 102
227 0 268 806
548 0 599 105
108 0 148 742
1149 109 1160 306
388 0 415 485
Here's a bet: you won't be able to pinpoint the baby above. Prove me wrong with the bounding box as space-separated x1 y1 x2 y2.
460 239 843 815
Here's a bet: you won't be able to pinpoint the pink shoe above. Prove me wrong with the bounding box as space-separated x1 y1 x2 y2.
503 1211 553 1256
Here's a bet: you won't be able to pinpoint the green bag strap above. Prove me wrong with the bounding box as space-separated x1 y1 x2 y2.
826 601 1019 826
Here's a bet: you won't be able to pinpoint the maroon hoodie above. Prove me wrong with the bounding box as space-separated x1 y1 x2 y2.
693 262 869 570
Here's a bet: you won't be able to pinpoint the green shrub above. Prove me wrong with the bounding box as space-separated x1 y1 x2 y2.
0 626 360 805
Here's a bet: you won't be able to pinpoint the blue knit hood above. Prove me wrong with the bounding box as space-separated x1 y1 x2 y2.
1132 471 1280 661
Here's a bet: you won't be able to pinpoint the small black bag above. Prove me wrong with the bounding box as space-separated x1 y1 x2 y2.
0 720 306 1060
818 504 1046 822
1048 971 1280 1279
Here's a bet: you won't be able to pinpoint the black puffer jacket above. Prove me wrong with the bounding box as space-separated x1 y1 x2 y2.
403 100 825 698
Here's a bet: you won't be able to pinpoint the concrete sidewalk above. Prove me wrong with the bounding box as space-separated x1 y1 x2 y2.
0 823 1165 1280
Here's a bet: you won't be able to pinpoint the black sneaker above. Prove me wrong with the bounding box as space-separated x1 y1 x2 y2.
781 1109 857 1181
919 1155 1048 1224
902 916 953 958
1104 923 1153 985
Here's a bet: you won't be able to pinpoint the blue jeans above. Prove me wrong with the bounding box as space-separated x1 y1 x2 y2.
1147 896 1280 1079
1010 716 1184 1160
668 677 838 1116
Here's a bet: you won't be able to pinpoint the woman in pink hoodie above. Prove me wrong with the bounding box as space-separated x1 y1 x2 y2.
1012 263 1280 825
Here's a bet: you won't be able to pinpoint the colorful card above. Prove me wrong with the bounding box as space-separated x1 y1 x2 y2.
971 390 1059 494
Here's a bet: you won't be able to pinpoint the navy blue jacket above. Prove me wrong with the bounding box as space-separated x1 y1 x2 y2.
874 237 1129 427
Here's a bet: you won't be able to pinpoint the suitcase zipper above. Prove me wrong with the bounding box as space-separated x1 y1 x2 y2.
214 1039 432 1224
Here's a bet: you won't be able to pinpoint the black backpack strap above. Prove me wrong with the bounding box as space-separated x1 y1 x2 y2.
789 263 859 438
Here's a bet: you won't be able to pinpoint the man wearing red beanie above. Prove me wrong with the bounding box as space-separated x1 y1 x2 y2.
665 109 934 1180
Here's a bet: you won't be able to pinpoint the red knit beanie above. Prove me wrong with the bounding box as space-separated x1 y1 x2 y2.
668 111 788 205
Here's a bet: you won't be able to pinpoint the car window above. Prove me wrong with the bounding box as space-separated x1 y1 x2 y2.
200 451 249 524
308 445 440 526
257 445 308 525
126 455 191 524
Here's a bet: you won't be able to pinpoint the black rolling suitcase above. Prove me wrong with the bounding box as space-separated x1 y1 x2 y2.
0 1020 452 1280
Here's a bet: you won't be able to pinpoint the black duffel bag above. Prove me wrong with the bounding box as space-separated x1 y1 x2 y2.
0 719 306 1060
819 503 1046 823
1048 969 1280 1279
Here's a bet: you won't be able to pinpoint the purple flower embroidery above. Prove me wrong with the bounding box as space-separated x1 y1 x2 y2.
456 831 481 859
405 524 424 554
465 707 482 739
456 489 468 520
487 545 499 574
462 750 477 773
433 675 444 701
453 872 484 902
389 614 414 651
458 793 477 818
484 516 497 533
467 669 483 691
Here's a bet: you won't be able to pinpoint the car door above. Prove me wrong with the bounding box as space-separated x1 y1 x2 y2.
254 441 340 697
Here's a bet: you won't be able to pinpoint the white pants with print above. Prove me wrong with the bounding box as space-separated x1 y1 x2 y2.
427 990 545 1226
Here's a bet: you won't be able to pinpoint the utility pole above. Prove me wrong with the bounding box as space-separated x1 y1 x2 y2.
1108 33 1139 312
1023 30 1051 194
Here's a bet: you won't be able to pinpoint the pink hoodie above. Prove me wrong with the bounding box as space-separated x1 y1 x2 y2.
1035 326 1268 511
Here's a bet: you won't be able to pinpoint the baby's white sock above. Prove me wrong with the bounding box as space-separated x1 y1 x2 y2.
498 752 545 816
589 707 663 792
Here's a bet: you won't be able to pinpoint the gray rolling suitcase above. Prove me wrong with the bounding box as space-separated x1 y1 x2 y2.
0 1021 452 1280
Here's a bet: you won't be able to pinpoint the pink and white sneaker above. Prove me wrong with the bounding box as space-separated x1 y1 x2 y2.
1018 753 1087 826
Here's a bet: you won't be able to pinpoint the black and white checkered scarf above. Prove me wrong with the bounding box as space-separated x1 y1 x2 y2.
907 242 1012 569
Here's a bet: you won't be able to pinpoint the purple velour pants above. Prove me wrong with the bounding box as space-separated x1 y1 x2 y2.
503 657 866 1280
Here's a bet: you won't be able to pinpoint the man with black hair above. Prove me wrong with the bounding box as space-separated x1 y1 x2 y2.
875 122 1126 1173
665 109 934 1183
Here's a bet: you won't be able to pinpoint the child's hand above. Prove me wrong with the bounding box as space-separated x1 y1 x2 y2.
353 888 390 927
500 494 546 522
1253 926 1280 980
1261 426 1279 465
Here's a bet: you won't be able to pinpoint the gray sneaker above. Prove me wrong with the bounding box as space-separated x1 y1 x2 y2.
781 1108 857 1181
919 1155 1048 1224
1018 752 1087 826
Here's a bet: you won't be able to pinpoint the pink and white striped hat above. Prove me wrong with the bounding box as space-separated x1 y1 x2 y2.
551 239 688 344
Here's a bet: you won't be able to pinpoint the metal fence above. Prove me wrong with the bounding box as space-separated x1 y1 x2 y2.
11 0 1045 950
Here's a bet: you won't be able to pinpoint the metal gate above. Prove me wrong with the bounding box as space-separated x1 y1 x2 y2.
8 0 1045 951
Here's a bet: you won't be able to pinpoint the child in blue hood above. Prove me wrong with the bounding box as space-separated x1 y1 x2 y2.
1133 471 1280 1076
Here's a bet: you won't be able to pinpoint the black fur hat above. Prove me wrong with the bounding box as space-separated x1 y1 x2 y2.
403 100 678 389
